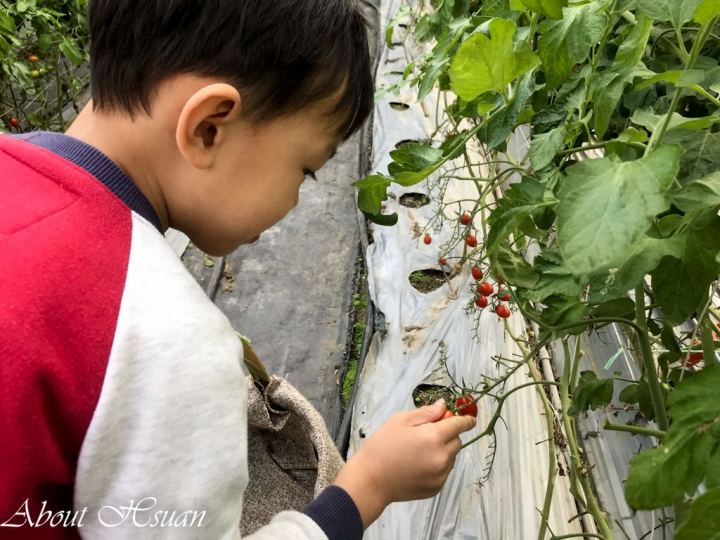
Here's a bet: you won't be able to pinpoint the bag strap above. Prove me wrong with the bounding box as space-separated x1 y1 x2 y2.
238 334 271 385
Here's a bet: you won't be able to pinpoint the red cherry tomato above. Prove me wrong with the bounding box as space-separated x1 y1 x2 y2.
478 282 494 296
439 258 447 265
498 291 511 301
440 410 455 420
475 296 488 308
423 235 432 245
472 267 483 280
496 305 511 319
496 273 505 284
460 213 472 225
9 117 19 129
28 55 39 63
455 395 478 418
685 352 703 367
465 235 478 248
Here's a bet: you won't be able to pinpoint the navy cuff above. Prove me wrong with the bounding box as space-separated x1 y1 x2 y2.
302 485 364 540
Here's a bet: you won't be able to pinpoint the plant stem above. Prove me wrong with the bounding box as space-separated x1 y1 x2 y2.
55 58 65 132
700 316 718 365
645 15 720 154
634 284 669 432
603 418 666 439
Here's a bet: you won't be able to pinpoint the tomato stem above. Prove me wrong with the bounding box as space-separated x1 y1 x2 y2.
602 418 665 438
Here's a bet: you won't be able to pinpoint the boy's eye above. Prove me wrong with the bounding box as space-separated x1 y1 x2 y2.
303 170 318 181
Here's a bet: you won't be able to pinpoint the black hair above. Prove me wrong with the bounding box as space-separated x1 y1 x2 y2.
87 0 374 140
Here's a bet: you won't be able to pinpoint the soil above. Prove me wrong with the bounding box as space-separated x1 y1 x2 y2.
409 269 452 293
399 192 430 208
412 384 455 409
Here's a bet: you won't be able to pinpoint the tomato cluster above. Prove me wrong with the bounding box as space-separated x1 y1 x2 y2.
471 267 512 319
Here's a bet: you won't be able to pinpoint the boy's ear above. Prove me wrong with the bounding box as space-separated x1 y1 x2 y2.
176 83 242 170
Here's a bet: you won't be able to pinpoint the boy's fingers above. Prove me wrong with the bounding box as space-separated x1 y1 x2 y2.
436 415 476 442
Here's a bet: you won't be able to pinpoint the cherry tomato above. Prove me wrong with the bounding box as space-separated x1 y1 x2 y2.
455 395 478 418
439 258 447 265
28 55 39 63
30 70 40 79
478 282 494 296
460 213 472 225
498 291 511 301
9 117 19 129
685 352 703 367
475 296 488 308
423 235 432 245
497 273 505 284
440 410 455 420
466 235 478 248
472 267 483 280
496 305 511 319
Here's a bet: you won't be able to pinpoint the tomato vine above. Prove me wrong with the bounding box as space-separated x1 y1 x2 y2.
0 0 89 133
359 0 720 537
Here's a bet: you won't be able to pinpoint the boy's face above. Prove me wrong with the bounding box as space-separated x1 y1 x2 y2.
168 86 345 257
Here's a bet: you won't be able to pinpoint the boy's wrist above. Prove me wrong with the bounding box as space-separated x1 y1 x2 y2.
333 458 390 529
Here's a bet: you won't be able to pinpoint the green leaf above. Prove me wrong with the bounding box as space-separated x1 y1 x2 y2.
588 233 684 303
568 371 614 416
418 18 472 101
664 130 720 182
449 18 540 102
489 241 540 288
389 143 444 175
353 174 393 215
525 250 585 302
614 15 654 72
0 9 14 35
386 6 412 49
631 108 720 132
652 216 720 325
671 172 720 211
636 0 704 25
204 255 215 267
625 364 720 509
529 126 565 170
618 380 666 419
481 73 535 149
364 211 399 226
541 294 590 335
591 297 636 321
635 69 706 90
59 37 84 65
537 1 606 88
38 33 52 55
518 0 567 19
676 487 720 540
694 0 720 23
592 73 628 139
557 145 683 276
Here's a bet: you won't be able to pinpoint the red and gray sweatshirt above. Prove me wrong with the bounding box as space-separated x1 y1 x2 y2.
0 133 363 540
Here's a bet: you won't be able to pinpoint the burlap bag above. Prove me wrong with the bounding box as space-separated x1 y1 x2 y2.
240 341 345 536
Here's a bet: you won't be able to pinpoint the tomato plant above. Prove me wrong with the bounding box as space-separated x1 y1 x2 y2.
358 0 720 537
0 0 89 133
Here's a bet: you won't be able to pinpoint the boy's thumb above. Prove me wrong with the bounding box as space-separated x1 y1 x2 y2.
411 398 447 425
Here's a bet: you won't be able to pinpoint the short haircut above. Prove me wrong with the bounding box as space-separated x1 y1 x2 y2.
88 0 374 140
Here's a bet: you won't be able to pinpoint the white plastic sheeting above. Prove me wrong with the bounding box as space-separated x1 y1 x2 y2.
348 2 583 537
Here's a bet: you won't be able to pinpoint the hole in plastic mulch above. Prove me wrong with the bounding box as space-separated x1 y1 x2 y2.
389 102 410 111
408 269 452 294
412 384 454 409
395 139 427 149
399 193 430 208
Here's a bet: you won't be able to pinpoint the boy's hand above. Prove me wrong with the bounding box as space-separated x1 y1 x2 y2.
333 399 476 528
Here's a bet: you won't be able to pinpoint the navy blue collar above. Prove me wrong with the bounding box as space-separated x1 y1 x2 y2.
16 132 163 232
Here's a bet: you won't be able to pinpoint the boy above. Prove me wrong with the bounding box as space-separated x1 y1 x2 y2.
0 0 475 538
